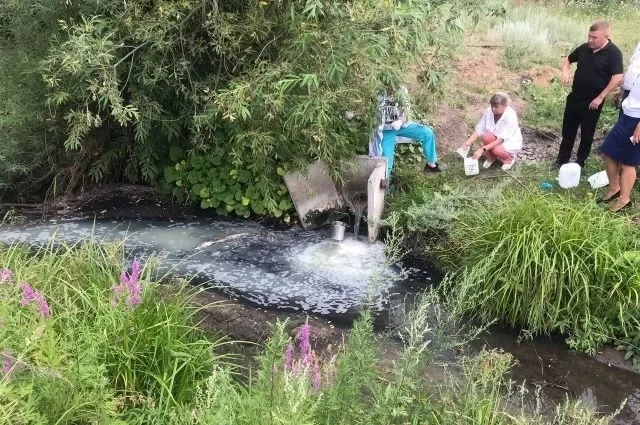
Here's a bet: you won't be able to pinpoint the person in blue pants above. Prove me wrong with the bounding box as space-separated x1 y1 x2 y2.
369 85 440 178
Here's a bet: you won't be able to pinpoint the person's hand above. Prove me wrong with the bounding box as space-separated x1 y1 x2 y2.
472 148 484 160
631 125 640 144
589 96 604 110
390 120 403 131
561 71 571 85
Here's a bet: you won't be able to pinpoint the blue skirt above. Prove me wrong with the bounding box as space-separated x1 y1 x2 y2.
600 114 640 166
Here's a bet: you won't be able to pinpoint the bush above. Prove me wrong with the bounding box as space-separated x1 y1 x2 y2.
444 191 640 355
164 147 293 219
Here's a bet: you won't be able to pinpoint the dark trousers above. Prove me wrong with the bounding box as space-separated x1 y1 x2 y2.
556 93 603 166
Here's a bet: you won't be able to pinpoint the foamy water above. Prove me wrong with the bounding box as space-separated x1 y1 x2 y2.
0 218 426 317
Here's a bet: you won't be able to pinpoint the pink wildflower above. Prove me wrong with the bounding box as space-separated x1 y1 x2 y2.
112 258 143 308
20 282 51 318
0 268 12 283
298 324 313 366
284 344 294 372
1 349 23 377
311 362 322 392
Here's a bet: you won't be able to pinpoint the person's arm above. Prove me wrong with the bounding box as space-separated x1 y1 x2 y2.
590 48 625 110
589 74 624 109
562 45 582 84
462 130 480 148
472 137 504 159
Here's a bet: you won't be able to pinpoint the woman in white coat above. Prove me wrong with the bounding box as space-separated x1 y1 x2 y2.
459 93 523 171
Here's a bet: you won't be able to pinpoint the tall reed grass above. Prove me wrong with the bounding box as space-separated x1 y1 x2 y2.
445 192 640 355
489 6 586 69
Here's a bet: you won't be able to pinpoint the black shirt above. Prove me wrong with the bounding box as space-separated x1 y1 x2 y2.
568 41 623 99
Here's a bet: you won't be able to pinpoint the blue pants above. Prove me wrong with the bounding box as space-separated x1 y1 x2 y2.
381 122 437 177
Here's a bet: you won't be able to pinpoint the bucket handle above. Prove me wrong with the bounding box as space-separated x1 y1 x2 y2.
330 211 351 226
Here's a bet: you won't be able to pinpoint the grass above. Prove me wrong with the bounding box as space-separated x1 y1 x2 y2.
0 241 224 423
0 237 624 423
488 5 586 71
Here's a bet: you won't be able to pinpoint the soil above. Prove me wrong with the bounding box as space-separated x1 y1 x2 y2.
431 47 595 164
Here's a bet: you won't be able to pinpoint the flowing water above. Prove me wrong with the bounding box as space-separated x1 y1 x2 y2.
344 191 368 241
0 214 638 423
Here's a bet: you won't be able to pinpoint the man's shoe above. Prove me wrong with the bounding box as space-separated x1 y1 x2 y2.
424 163 442 173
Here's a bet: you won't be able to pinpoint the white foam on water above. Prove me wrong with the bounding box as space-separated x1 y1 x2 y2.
289 238 395 287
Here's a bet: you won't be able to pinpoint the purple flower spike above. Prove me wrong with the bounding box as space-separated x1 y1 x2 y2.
311 362 322 392
0 268 12 283
20 283 51 318
112 258 143 309
284 344 294 372
20 283 36 305
2 349 14 376
298 324 312 357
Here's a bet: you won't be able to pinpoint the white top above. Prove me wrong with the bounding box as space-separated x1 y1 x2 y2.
623 42 640 90
622 79 640 118
474 106 523 154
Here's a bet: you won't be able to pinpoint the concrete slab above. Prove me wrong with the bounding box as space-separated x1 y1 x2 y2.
339 156 387 243
284 156 387 242
283 160 343 228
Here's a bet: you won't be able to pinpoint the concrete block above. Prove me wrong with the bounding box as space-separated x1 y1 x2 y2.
283 160 344 228
284 156 387 242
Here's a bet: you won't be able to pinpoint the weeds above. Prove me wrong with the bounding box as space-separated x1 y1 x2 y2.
444 191 640 356
0 241 222 422
489 6 586 70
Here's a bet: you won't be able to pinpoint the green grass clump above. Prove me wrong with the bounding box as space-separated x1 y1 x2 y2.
0 242 221 423
445 191 640 355
489 6 586 70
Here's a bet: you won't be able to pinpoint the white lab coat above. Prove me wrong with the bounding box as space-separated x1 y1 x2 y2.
474 106 523 155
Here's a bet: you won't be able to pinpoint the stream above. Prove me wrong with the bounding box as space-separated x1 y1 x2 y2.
0 208 638 423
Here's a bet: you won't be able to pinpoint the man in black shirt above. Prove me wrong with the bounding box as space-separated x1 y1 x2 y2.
555 20 624 167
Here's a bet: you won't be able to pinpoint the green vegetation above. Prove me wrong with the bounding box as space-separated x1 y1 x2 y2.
0 0 489 213
0 244 620 423
0 242 222 422
489 5 586 70
444 192 640 358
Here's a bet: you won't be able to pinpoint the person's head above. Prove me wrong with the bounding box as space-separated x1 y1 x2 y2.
489 92 509 115
587 20 610 50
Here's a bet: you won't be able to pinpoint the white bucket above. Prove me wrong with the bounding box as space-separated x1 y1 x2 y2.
464 158 479 176
587 170 609 189
558 163 581 189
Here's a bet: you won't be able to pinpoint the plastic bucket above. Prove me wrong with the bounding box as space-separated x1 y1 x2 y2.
464 158 479 176
558 163 581 189
587 170 609 189
331 221 347 242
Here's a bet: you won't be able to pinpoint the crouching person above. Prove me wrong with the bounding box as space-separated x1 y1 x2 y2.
459 93 523 171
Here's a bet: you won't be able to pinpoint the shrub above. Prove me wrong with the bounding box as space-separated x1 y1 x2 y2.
164 147 293 219
444 191 640 355
522 79 570 132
